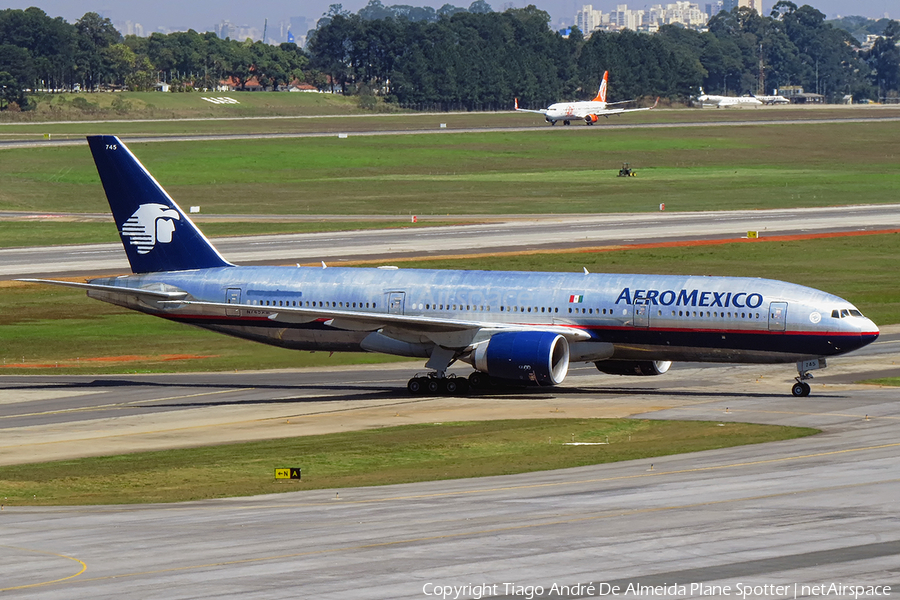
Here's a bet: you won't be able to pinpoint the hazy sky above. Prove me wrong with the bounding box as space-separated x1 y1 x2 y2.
5 0 895 34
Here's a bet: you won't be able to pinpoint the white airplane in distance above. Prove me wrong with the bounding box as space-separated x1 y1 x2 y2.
515 71 658 125
754 94 791 105
696 88 767 108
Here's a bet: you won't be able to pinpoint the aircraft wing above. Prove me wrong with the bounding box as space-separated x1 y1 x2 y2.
160 299 593 347
513 98 548 115
599 97 659 115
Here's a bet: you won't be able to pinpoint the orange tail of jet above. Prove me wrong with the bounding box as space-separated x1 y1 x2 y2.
592 71 608 102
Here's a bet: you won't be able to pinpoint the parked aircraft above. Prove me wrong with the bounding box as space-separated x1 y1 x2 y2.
696 88 763 107
515 71 658 125
22 136 879 397
754 94 791 105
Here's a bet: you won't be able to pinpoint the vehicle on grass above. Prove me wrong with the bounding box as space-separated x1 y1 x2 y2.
515 71 658 126
22 136 879 397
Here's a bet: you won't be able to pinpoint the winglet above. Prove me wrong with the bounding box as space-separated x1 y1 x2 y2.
87 135 232 274
652 96 659 108
514 97 520 110
592 71 609 103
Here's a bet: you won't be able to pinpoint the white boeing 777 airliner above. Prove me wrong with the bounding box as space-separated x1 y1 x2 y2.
22 136 879 397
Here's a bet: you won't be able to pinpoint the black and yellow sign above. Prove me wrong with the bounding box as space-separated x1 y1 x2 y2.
275 468 301 480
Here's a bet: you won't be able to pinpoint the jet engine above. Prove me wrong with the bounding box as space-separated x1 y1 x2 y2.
473 331 569 386
595 360 672 376
584 114 599 124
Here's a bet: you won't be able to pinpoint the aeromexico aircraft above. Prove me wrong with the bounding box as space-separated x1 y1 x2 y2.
23 136 879 397
515 71 658 125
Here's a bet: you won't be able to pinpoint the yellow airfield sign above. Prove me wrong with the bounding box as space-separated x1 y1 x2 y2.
275 468 301 480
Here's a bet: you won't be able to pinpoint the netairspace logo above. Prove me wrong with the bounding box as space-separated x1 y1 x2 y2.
421 581 892 599
121 203 181 254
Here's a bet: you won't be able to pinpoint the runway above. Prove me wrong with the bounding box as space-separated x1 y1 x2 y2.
3 204 900 279
2 330 899 598
2 378 899 598
2 113 900 150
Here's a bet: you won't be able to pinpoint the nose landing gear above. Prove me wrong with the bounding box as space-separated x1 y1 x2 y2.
791 358 826 397
791 380 811 397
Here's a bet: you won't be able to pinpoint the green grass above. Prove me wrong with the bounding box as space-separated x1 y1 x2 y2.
0 419 818 505
2 90 381 122
2 233 896 374
1 121 898 215
861 378 900 386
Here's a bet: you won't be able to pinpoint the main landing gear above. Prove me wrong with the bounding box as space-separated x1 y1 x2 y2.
791 358 826 397
407 373 469 396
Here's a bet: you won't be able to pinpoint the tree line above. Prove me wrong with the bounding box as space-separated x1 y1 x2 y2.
308 0 900 109
1 3 898 112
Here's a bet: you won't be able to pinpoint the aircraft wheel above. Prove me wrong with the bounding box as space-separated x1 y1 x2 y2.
791 382 811 397
563 120 570 126
443 379 459 394
468 372 488 389
455 379 470 395
427 379 440 394
408 378 423 394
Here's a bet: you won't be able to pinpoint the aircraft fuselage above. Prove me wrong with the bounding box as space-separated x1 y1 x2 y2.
87 266 878 364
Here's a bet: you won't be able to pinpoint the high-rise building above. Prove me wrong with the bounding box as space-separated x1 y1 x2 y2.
575 5 605 34
722 0 760 12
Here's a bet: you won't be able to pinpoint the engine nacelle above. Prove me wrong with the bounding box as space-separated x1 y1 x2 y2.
595 360 672 376
584 114 599 124
474 331 569 386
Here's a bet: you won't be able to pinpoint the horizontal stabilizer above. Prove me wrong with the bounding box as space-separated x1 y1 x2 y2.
17 278 187 300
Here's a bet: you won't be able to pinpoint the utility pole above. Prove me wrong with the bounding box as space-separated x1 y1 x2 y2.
758 42 766 95
263 18 267 43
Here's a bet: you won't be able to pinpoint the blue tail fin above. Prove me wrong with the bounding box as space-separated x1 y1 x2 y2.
87 135 232 273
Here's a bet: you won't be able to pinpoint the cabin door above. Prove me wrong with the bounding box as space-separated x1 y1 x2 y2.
633 302 650 328
768 302 787 331
226 288 242 316
388 292 406 315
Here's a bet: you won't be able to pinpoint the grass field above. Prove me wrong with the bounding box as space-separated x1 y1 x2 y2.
2 90 379 122
0 419 817 505
2 233 897 374
0 90 895 126
1 120 899 216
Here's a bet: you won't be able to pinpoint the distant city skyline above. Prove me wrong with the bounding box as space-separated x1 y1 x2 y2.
4 0 894 36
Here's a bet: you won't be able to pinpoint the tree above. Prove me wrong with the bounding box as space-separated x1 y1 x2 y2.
468 0 493 14
0 70 21 108
74 12 121 90
867 21 900 96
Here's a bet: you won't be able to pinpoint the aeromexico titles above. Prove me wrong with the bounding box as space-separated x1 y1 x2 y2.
21 136 878 398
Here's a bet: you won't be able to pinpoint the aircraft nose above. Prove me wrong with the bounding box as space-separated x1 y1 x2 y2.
857 318 879 347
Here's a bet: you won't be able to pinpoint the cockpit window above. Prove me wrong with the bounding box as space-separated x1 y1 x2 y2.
833 308 866 319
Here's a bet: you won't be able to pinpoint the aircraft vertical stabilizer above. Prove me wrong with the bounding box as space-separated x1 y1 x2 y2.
87 135 232 273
